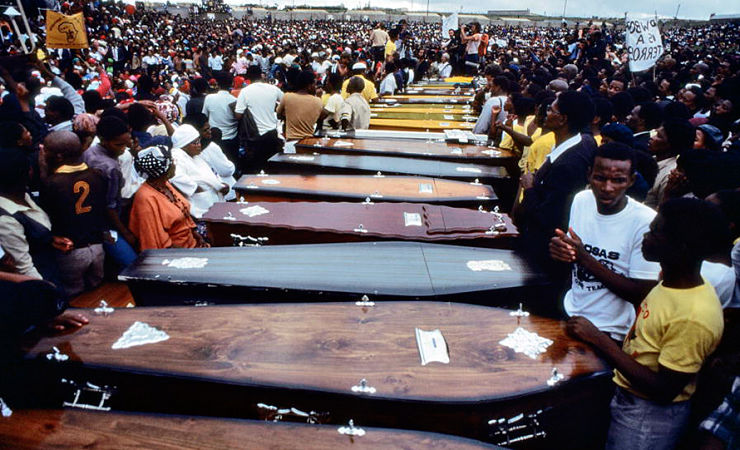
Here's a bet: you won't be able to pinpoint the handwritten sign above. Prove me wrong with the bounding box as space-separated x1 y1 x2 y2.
625 14 663 72
46 10 88 49
442 13 458 39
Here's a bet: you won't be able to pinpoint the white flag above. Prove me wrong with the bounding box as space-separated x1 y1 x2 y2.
625 14 664 72
442 13 458 39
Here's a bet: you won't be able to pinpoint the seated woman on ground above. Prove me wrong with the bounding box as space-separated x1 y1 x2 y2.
128 145 209 251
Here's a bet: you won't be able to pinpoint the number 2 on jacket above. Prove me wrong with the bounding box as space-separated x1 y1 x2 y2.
74 181 92 214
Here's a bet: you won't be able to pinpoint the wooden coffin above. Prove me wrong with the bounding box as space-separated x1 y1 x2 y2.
296 137 517 169
373 96 472 105
372 104 474 113
369 118 476 132
370 111 475 121
233 174 498 208
202 201 518 248
0 409 499 449
18 302 612 448
315 128 474 141
118 242 550 308
371 106 473 115
403 88 476 96
266 153 514 202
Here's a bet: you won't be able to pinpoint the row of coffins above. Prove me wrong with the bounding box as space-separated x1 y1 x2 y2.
0 82 611 449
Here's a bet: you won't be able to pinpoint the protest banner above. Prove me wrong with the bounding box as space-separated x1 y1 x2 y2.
46 10 88 49
625 14 664 72
442 13 458 38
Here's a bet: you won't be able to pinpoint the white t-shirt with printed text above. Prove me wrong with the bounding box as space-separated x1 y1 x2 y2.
563 189 661 340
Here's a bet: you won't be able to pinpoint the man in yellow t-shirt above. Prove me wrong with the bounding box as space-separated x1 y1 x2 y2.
340 62 378 103
525 131 555 173
385 29 398 59
566 198 728 450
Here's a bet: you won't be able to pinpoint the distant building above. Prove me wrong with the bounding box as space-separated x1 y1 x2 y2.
487 9 532 17
709 13 740 23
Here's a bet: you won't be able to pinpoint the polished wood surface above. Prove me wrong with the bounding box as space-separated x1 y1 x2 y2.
388 94 474 99
373 97 472 105
370 111 474 121
267 153 509 182
403 88 476 96
371 106 472 114
234 174 497 205
0 409 498 449
203 201 518 247
22 302 607 402
370 118 476 131
119 242 549 305
70 282 134 308
296 137 517 165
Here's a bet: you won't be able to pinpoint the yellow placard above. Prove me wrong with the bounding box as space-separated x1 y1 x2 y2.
45 10 88 49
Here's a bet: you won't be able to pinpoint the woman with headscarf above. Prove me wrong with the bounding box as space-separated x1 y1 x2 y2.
128 146 208 251
72 113 100 152
169 124 228 218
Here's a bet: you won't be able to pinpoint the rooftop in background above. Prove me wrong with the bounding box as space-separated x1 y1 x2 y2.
487 9 533 17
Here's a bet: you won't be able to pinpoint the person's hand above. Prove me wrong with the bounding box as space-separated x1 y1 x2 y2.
550 228 576 263
566 316 607 346
504 114 516 128
553 227 587 263
520 172 535 190
491 104 501 116
0 249 16 272
219 183 230 195
52 236 74 253
46 312 89 332
664 169 690 200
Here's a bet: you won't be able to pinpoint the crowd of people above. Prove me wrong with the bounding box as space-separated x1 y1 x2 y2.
1 2 740 448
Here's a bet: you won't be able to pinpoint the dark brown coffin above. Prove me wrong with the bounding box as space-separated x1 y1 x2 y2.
17 302 612 448
295 137 517 168
202 201 518 248
233 174 498 208
118 242 550 309
0 409 499 449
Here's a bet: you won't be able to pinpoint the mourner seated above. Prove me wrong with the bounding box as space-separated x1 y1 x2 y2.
40 131 108 297
129 145 209 250
170 124 229 219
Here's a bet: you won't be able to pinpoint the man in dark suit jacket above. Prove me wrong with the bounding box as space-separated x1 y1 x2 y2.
110 41 129 73
626 102 663 152
517 91 597 282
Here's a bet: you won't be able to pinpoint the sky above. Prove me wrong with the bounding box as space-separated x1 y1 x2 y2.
259 0 738 20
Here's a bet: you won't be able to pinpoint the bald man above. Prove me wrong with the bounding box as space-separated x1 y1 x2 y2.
41 131 109 297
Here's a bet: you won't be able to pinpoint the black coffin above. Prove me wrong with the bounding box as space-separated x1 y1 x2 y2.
118 242 551 311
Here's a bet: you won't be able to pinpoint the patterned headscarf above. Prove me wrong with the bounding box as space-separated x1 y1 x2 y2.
134 145 172 179
156 97 180 123
73 113 100 136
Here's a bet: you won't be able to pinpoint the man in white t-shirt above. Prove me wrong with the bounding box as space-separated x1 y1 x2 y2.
550 143 660 341
202 76 239 162
234 66 285 170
